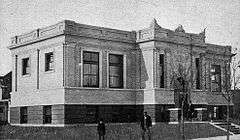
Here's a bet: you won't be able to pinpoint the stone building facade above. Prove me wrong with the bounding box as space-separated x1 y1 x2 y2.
8 19 233 126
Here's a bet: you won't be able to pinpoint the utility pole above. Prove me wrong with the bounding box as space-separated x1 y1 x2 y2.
226 60 230 140
225 51 236 140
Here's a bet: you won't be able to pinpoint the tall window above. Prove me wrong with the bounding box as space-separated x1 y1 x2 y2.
43 106 52 124
195 58 201 89
45 52 54 71
83 51 99 87
22 58 30 75
109 54 123 88
20 107 27 124
160 54 164 88
211 65 221 92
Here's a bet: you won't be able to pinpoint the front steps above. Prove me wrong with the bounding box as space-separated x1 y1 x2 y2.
211 121 240 135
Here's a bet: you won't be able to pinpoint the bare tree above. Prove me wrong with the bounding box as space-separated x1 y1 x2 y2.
221 47 239 140
168 44 193 140
230 48 240 90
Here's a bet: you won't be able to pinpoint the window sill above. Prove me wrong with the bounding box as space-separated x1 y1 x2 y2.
44 70 55 74
193 89 205 92
109 87 124 89
64 86 136 91
21 74 31 78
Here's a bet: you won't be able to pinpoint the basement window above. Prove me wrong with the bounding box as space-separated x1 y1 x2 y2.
43 106 52 124
20 107 28 124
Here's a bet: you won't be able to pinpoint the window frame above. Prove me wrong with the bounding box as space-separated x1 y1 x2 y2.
20 107 28 124
159 54 165 88
22 57 30 76
43 106 52 124
45 52 54 72
108 53 124 88
82 51 99 88
195 58 201 90
210 65 221 92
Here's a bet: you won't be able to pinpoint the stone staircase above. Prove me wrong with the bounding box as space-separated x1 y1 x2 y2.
212 121 240 135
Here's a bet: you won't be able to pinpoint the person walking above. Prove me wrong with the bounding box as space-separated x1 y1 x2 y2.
97 118 106 140
140 112 152 140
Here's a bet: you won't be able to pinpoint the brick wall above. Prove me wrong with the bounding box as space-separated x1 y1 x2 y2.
65 104 141 124
10 107 20 124
28 106 43 124
64 35 137 89
52 105 64 125
65 88 137 104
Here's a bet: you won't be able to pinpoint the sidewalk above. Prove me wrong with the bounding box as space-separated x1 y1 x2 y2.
192 135 240 140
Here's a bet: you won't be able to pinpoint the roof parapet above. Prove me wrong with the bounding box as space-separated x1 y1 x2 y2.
150 18 161 29
9 20 66 49
137 19 207 45
8 20 136 50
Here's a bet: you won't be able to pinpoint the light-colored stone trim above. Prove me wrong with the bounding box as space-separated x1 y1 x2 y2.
11 123 65 127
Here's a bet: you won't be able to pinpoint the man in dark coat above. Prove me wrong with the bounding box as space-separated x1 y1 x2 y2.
140 112 152 140
97 118 106 140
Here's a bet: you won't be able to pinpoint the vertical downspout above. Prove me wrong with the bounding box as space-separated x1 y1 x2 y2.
37 29 40 90
63 43 65 87
37 49 40 89
15 55 18 92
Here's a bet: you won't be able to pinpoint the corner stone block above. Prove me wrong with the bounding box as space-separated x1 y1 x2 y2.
10 107 20 124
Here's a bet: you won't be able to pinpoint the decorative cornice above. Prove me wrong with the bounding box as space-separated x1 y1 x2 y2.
136 37 207 48
7 19 231 55
8 20 136 50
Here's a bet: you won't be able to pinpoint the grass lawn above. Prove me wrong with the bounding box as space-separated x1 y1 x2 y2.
0 122 228 140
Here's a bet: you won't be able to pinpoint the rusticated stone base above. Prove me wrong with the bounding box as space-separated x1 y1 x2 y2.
10 104 173 125
10 104 64 125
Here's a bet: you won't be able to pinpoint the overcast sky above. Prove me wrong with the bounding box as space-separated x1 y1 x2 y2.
0 0 240 76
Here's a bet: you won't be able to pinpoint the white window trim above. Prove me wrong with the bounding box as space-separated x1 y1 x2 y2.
21 56 31 77
210 63 222 92
44 51 55 73
42 48 55 74
107 51 127 89
80 48 102 88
